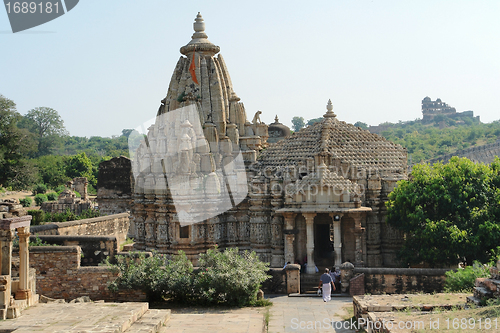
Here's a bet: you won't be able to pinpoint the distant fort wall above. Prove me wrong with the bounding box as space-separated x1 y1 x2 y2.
429 140 500 165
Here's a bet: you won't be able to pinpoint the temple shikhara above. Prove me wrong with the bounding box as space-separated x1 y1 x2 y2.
130 13 408 271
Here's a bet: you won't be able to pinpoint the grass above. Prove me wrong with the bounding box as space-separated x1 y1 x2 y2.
119 237 134 251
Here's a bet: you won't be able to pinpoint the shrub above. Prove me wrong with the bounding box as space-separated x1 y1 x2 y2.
19 197 32 207
194 247 270 306
54 185 65 193
32 183 48 195
46 192 58 201
27 210 45 225
106 247 270 306
34 193 48 206
444 261 491 292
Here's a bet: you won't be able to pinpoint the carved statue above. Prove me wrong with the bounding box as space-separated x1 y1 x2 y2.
252 110 262 125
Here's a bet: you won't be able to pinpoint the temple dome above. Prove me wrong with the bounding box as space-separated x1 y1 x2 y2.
258 100 407 173
267 115 291 144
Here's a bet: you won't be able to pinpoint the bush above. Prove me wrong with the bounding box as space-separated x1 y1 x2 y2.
32 183 48 195
27 210 45 225
106 247 270 306
19 197 32 207
194 247 270 306
34 193 48 206
54 185 65 193
46 192 58 201
444 261 491 292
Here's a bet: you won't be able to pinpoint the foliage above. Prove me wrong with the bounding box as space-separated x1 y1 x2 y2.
18 106 68 156
46 192 58 201
0 95 38 189
444 262 491 292
291 116 305 132
107 247 270 306
306 117 322 126
27 210 44 225
19 197 32 207
107 251 192 302
29 236 55 247
195 247 270 306
33 155 70 189
27 208 100 224
378 118 498 163
32 183 48 195
65 152 96 187
34 193 48 206
387 157 500 267
354 121 368 130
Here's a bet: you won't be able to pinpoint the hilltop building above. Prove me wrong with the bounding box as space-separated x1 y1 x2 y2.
422 96 478 123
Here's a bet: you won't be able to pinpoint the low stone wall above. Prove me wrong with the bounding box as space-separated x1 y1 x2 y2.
29 246 146 301
354 267 452 294
40 201 92 215
29 235 118 266
30 212 130 245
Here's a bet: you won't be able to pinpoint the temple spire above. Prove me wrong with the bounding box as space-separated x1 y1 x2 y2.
180 12 220 56
324 99 336 118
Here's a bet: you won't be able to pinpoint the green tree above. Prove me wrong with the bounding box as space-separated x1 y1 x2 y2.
306 117 322 126
0 95 38 189
291 116 305 132
19 107 68 156
354 121 368 130
66 152 96 187
34 155 70 189
386 157 500 267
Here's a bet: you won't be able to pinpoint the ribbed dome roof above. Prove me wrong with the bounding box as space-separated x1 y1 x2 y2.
258 100 407 173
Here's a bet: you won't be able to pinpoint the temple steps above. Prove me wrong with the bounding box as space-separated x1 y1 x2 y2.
126 308 171 333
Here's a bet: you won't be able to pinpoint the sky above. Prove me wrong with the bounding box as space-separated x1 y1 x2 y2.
1 0 499 138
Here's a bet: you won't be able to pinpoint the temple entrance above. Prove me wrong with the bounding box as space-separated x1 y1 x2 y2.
314 214 334 269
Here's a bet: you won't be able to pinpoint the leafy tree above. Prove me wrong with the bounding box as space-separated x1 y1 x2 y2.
19 107 68 156
306 117 322 126
291 117 305 132
66 152 96 187
354 121 368 130
387 157 500 267
0 95 38 189
34 155 70 189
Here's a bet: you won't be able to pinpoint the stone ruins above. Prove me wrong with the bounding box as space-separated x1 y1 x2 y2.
129 13 408 271
97 156 133 215
421 96 478 123
40 178 91 215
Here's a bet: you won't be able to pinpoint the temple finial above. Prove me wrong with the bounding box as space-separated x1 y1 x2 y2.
181 12 220 56
324 99 336 118
274 115 279 123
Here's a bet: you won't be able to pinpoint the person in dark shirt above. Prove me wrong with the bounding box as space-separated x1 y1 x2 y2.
318 268 336 302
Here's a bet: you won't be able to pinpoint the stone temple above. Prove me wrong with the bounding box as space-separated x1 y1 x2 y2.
130 13 408 271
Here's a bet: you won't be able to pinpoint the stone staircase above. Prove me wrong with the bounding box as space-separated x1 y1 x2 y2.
127 308 171 332
300 272 322 294
467 261 500 306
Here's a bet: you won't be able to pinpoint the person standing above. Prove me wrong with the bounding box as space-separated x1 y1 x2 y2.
318 268 335 302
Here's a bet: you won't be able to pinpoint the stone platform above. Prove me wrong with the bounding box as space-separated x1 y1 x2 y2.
0 302 170 332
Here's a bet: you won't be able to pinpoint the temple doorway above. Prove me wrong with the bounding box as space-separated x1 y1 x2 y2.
314 213 334 269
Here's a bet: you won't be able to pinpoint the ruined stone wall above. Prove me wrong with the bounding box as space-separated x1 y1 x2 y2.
29 246 146 301
354 267 451 294
30 212 130 245
39 201 92 215
429 140 500 165
97 156 133 216
29 235 118 266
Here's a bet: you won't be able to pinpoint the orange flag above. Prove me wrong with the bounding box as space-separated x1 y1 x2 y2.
189 47 199 84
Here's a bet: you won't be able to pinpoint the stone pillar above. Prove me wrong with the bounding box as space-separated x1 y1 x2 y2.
303 213 317 274
0 229 14 276
282 212 296 266
330 213 343 267
352 213 365 267
284 264 301 294
15 227 31 300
